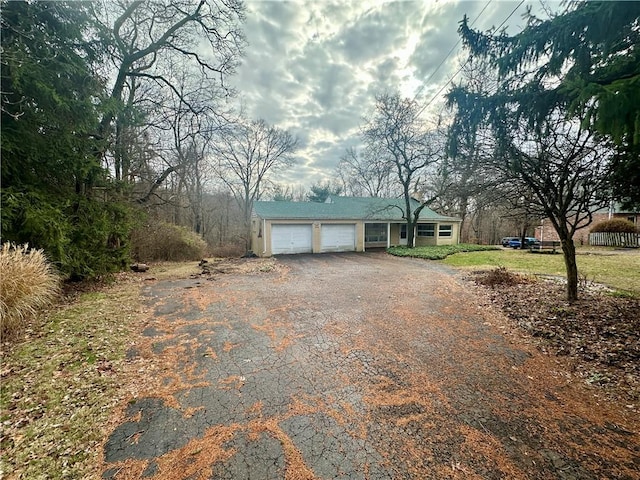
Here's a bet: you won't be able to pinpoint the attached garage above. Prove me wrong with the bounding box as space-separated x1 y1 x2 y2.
320 224 356 252
271 224 312 255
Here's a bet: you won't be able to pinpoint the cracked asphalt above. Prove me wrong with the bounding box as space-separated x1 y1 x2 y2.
102 253 640 479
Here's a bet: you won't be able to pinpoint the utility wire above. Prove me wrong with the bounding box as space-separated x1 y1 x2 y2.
416 0 526 117
412 0 493 104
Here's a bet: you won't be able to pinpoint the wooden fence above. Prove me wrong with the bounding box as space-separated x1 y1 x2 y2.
589 232 640 247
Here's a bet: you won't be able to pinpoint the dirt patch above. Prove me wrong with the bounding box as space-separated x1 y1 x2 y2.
467 269 640 403
192 257 284 277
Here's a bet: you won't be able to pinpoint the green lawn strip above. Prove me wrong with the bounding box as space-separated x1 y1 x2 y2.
441 249 640 295
387 244 500 260
0 281 142 479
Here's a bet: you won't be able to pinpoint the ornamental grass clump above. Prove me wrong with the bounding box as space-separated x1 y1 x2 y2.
0 243 59 339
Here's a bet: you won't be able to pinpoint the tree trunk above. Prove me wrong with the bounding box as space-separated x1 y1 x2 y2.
137 166 176 204
115 120 122 182
174 175 184 226
406 220 415 248
458 196 469 242
561 238 579 302
242 191 252 251
194 211 202 235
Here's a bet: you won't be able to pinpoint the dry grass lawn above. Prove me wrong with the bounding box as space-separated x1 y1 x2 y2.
442 247 640 295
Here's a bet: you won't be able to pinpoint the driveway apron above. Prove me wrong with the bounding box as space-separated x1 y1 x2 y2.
102 253 639 479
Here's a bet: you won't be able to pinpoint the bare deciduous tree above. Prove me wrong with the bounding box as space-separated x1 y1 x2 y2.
494 115 612 301
362 92 445 247
95 0 246 189
440 58 503 238
212 118 299 248
268 184 307 202
336 146 395 197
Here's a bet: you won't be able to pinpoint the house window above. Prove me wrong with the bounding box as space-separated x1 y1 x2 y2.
628 216 636 225
438 224 453 237
417 224 435 237
365 223 387 243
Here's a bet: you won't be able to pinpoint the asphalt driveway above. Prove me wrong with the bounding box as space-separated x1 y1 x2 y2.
102 253 639 479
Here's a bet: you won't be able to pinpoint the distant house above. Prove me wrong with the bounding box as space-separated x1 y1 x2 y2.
534 203 640 245
251 195 461 256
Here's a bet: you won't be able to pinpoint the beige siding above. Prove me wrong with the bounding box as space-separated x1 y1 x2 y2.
252 219 366 256
412 222 460 247
435 222 459 246
251 218 263 255
415 236 437 247
389 223 400 246
414 223 437 247
252 218 461 256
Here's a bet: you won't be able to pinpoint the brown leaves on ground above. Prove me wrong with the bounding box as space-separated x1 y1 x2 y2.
0 257 281 480
468 269 640 403
194 257 283 277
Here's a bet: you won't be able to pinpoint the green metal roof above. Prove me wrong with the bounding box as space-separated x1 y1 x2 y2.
253 196 459 222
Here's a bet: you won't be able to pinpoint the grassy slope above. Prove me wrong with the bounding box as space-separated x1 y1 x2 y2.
387 245 639 295
0 284 141 479
0 263 201 479
442 248 640 295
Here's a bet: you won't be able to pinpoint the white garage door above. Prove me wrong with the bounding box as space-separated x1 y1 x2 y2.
321 224 356 252
271 224 313 254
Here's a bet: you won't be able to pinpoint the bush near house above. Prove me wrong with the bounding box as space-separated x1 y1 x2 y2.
130 222 208 262
590 219 638 233
0 243 60 338
387 244 499 260
209 243 246 258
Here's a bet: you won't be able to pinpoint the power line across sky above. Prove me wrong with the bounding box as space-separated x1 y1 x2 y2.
415 0 526 119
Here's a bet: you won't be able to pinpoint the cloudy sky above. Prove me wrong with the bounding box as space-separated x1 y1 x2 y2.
228 0 561 188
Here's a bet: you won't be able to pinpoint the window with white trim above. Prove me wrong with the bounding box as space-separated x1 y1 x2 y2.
417 224 435 237
438 224 453 237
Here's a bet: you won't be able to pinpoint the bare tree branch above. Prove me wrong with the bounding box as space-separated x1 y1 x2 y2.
212 118 299 248
361 91 445 247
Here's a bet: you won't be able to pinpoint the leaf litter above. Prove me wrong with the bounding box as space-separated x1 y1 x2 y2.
467 267 640 404
0 258 283 480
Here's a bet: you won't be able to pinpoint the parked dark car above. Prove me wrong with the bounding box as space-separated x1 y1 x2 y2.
501 237 519 247
508 237 541 249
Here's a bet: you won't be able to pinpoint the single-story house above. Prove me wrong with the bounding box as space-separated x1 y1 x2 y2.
251 195 461 256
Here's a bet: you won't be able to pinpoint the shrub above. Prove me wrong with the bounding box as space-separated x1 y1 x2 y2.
590 219 638 233
130 222 207 262
0 243 60 338
387 244 500 260
1 190 133 280
64 199 133 280
209 243 246 258
474 266 534 288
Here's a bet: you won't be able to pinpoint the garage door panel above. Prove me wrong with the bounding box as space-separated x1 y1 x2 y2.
321 224 356 252
271 224 312 254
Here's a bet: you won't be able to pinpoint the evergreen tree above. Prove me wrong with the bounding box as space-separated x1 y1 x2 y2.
1 1 131 279
453 1 640 207
307 182 343 203
446 1 637 301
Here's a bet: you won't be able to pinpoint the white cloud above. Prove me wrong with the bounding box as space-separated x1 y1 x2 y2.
228 0 562 188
